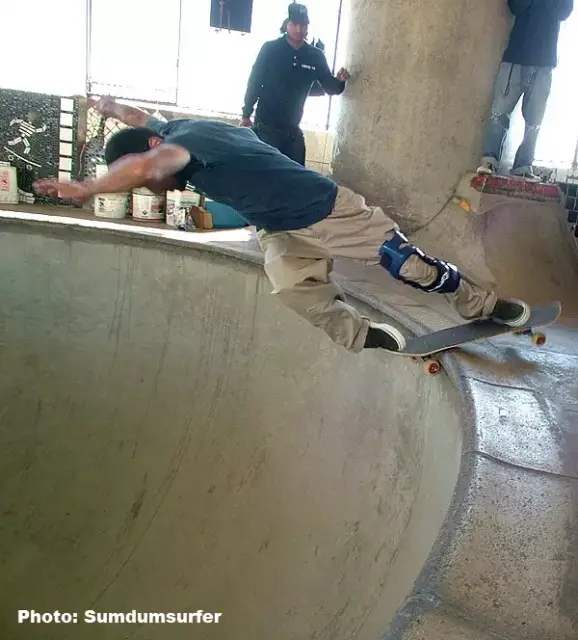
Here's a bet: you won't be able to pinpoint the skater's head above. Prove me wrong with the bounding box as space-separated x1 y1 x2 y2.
27 110 42 127
104 127 184 193
282 3 309 44
104 127 163 166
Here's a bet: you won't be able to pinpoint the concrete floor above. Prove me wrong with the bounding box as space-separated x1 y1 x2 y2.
0 184 577 640
0 220 462 639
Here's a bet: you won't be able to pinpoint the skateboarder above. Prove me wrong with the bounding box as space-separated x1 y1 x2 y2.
477 0 573 181
239 3 350 164
34 97 531 353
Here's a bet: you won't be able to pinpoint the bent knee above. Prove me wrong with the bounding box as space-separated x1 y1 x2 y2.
276 280 345 316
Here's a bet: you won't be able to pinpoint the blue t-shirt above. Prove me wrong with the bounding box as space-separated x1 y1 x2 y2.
145 117 338 232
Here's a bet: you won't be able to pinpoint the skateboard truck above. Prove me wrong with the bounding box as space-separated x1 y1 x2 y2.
515 328 547 346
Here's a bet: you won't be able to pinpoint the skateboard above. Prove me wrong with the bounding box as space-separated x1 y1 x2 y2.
388 301 561 375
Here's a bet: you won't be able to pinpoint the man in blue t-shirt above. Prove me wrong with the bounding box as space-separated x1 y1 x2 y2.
35 97 531 353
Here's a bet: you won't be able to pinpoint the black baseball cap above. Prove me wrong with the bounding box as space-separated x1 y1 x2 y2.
288 3 309 25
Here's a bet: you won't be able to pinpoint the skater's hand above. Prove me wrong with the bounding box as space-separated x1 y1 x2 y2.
239 117 253 128
89 96 117 119
33 178 93 203
336 67 350 82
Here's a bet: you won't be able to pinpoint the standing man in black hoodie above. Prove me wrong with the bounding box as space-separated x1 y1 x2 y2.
240 3 350 165
477 0 573 181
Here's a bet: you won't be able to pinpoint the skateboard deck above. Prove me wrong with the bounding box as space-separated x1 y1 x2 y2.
389 301 561 375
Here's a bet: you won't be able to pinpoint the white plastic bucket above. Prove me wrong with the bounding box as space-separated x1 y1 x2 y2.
166 189 200 215
0 164 19 205
131 188 165 222
93 165 128 219
94 193 128 219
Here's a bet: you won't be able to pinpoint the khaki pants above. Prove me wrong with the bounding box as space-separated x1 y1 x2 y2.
257 186 497 353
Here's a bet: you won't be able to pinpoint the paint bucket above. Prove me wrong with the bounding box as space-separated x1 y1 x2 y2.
166 189 201 230
0 163 19 205
94 193 129 219
131 188 165 222
93 165 128 219
166 190 200 218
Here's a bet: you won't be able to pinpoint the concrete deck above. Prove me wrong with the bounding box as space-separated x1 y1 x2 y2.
0 192 577 639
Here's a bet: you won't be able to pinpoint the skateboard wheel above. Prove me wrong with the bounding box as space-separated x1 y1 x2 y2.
424 359 442 375
532 332 546 346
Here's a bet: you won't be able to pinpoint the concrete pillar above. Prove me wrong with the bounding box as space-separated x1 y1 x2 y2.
332 0 513 231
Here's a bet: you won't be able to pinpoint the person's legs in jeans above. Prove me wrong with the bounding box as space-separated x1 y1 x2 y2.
257 186 530 353
478 63 524 173
511 67 553 178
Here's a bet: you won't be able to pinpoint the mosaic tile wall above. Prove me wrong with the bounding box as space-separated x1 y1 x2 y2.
0 89 79 205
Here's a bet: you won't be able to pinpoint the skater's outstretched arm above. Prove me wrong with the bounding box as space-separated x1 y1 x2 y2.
33 144 190 202
90 96 152 128
507 0 532 15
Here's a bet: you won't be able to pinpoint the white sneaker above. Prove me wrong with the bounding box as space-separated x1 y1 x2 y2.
511 169 541 183
364 322 407 351
477 162 496 175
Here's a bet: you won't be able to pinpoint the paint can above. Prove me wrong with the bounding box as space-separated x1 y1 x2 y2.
131 187 165 222
166 189 200 215
93 165 128 219
0 163 19 205
165 189 201 228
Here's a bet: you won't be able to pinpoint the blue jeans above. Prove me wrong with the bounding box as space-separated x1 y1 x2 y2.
481 62 552 173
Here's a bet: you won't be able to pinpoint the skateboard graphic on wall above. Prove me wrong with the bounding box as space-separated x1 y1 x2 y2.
386 301 561 375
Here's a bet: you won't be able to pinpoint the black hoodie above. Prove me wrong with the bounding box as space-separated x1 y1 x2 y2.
502 0 573 67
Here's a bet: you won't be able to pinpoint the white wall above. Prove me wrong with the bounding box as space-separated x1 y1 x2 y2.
0 0 86 96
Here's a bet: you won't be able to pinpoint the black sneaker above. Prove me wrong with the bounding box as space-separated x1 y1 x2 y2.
364 322 407 351
490 298 531 328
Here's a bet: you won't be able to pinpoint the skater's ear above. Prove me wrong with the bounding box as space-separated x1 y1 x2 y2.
148 136 163 149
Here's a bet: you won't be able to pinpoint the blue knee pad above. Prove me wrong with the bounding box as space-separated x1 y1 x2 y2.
379 230 461 294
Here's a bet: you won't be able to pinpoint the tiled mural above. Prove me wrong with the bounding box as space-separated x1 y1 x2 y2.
0 89 78 205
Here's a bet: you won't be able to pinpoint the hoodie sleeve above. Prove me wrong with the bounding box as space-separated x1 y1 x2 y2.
507 0 532 15
546 0 574 20
308 81 326 97
313 50 346 96
242 42 272 119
